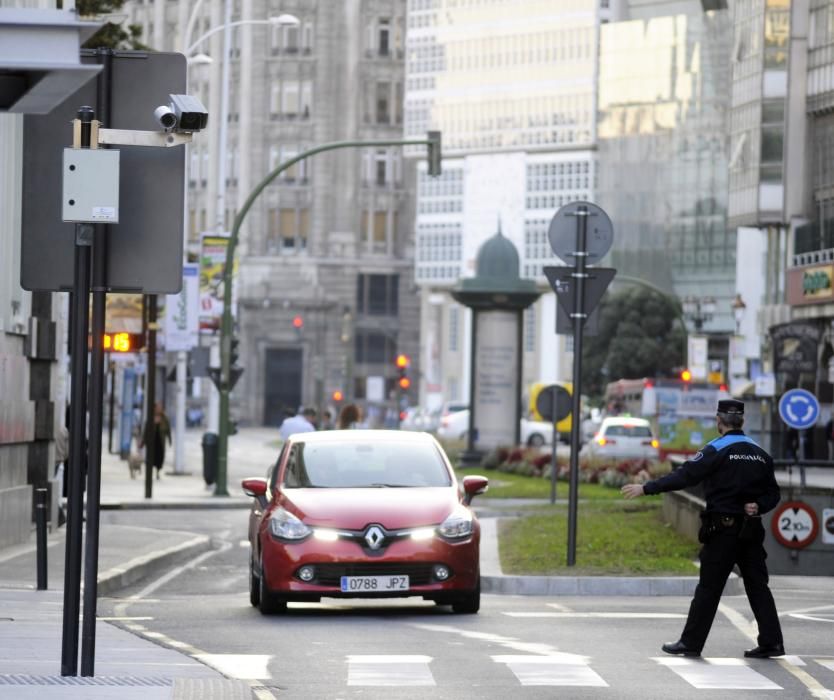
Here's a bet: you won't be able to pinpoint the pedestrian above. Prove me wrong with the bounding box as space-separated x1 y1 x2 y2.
54 422 69 525
319 410 334 431
826 416 834 461
337 403 361 430
621 398 784 659
279 407 317 441
139 401 172 480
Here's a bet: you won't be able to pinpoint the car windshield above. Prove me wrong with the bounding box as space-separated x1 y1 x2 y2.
604 424 652 438
282 441 452 488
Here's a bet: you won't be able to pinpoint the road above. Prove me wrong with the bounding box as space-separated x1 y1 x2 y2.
97 509 834 699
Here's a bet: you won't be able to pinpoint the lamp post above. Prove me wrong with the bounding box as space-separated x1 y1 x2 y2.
731 293 747 335
681 295 717 333
186 9 300 435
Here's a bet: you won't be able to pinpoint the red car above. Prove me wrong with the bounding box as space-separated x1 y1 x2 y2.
242 430 488 615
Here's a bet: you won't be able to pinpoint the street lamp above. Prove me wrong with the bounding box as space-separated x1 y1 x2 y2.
731 293 746 335
681 295 717 332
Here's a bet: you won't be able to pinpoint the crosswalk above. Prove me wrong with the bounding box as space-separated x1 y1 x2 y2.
337 653 833 691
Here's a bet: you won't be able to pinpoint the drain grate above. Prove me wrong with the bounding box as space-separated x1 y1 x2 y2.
0 674 173 687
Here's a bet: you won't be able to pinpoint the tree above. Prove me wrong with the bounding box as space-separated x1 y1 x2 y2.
581 286 686 399
76 0 148 50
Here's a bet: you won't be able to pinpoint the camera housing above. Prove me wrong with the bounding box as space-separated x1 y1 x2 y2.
152 94 209 133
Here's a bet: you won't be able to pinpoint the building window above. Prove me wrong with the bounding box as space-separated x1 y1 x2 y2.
524 308 536 352
378 18 390 56
267 207 309 253
356 274 399 316
360 209 394 252
354 330 396 364
376 81 390 124
448 306 459 352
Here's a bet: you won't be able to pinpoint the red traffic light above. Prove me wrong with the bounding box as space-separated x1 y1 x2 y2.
395 354 410 369
332 390 344 402
680 369 692 382
292 315 304 329
398 376 411 390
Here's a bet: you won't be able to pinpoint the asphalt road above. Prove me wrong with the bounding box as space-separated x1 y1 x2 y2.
99 509 834 699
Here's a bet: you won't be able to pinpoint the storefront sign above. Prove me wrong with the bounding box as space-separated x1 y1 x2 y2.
770 321 822 375
787 265 834 305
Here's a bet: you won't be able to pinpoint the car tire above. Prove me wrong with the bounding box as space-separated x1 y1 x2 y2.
258 555 287 615
527 433 545 447
451 577 480 614
249 553 260 608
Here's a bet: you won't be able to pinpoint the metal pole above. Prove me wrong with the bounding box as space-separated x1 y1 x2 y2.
35 488 48 591
175 350 187 473
567 205 589 567
144 296 158 498
81 49 113 676
550 387 558 504
107 360 115 453
61 106 94 677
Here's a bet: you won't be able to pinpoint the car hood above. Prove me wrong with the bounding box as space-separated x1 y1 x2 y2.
280 487 461 530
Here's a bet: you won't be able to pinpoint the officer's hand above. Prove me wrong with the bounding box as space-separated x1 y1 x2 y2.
744 502 759 516
621 484 644 499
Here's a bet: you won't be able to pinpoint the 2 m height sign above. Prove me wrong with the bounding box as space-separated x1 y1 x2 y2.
772 501 819 549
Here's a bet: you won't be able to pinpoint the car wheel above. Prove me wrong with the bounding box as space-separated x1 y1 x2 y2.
249 553 260 608
527 433 545 447
451 577 480 614
258 555 287 615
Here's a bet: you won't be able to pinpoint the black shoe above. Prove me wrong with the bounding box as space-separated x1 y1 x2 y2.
662 641 701 657
744 644 785 658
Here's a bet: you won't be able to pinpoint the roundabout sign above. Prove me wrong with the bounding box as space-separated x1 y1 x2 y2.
778 388 820 430
772 501 819 549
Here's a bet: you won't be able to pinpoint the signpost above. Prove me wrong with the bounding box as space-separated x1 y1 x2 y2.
778 388 820 489
535 384 572 504
543 201 616 566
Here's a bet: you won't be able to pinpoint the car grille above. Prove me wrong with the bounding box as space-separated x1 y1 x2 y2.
311 563 440 586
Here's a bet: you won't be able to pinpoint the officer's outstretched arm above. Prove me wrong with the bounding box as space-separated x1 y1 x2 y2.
643 447 720 495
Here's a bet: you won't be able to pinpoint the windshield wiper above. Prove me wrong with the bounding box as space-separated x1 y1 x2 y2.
367 483 408 488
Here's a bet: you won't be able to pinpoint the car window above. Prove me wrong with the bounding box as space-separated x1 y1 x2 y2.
281 441 452 488
269 443 288 489
604 424 652 438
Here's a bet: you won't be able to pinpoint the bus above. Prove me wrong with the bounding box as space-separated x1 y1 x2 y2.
604 378 731 459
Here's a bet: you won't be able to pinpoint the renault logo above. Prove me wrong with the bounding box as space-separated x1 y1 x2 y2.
364 525 385 550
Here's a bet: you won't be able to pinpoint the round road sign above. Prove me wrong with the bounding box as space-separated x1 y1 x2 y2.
778 388 820 430
771 501 819 549
547 201 614 266
535 384 572 423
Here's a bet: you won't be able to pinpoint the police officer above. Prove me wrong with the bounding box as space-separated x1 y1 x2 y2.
621 399 784 659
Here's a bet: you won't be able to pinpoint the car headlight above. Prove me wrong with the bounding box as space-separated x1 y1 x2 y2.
438 505 473 540
269 507 312 540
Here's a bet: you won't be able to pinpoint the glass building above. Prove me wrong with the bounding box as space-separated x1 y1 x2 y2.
596 9 736 334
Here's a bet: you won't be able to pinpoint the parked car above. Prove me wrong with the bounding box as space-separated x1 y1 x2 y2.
579 416 660 462
436 407 555 447
242 430 488 615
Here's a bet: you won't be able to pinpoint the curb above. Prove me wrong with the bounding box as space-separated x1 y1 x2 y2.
482 572 742 597
97 534 212 596
101 500 251 511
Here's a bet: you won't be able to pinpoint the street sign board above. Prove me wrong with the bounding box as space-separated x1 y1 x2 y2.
778 388 820 430
544 266 616 321
21 50 186 294
535 384 572 423
547 201 614 266
771 501 819 549
557 305 598 336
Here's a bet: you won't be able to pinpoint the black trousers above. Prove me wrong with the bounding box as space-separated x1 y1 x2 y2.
680 518 783 652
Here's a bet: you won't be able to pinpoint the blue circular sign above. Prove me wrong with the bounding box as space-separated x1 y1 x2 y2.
778 389 820 430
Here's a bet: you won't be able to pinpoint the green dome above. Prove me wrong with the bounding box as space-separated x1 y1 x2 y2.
476 231 521 281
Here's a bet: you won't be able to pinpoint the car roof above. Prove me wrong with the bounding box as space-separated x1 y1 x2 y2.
601 417 651 427
288 429 440 445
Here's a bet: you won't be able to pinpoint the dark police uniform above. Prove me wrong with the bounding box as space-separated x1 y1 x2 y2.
642 402 783 655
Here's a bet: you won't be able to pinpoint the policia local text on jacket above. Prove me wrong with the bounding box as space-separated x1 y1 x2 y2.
621 399 785 659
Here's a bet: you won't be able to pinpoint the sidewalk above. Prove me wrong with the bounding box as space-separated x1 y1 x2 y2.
2 427 830 697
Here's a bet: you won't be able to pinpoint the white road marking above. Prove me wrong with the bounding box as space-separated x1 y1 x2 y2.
791 613 834 623
505 612 686 619
719 602 832 696
239 540 250 547
654 657 781 690
545 602 572 612
817 660 834 673
412 622 563 656
493 654 608 687
346 655 435 686
195 654 273 680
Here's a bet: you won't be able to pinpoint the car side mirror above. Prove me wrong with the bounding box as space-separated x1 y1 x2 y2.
462 475 488 505
241 477 269 508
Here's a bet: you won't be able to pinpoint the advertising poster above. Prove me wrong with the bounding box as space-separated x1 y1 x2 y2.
199 234 229 332
474 310 518 449
165 264 200 351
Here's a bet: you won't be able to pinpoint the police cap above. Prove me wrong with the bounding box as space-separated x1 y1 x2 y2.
717 399 744 415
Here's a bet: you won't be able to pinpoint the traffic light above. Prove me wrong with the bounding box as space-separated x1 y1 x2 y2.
94 332 143 352
227 334 244 390
332 390 344 402
427 130 442 177
396 354 411 391
680 369 692 383
292 314 303 339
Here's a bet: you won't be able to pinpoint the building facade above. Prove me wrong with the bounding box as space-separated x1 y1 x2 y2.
126 0 419 427
404 0 604 410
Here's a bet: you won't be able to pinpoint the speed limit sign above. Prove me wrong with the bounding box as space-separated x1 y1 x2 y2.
772 501 819 549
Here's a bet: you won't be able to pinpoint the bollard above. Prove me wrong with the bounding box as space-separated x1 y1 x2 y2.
35 488 48 590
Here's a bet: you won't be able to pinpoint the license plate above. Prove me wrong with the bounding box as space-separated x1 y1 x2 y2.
340 575 409 593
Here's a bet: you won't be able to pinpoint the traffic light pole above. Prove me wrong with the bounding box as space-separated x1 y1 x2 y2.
214 134 442 496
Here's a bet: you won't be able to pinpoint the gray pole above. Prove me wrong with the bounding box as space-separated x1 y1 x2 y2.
550 386 558 504
567 205 589 567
